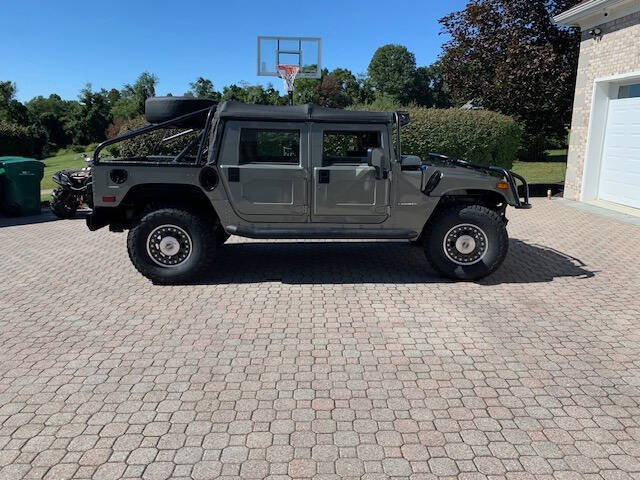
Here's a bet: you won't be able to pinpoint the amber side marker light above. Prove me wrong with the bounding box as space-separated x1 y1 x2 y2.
496 181 510 190
102 195 116 203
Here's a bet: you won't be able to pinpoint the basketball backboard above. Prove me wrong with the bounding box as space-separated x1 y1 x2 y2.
257 36 322 79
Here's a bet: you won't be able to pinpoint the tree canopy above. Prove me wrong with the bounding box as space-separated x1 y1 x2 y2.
111 72 157 119
439 0 581 154
187 77 222 101
368 45 417 105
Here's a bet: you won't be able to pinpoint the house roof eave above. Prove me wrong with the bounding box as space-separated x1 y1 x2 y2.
554 0 639 27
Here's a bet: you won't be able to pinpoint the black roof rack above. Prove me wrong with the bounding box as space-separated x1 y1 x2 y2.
215 101 393 124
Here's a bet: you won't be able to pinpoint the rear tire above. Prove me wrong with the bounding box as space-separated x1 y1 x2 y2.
424 204 508 281
50 189 78 219
127 207 216 284
145 97 217 126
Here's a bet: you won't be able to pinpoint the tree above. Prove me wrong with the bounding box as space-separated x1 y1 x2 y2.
412 63 453 108
293 68 363 107
368 45 417 104
329 69 361 104
0 81 29 125
112 72 158 119
317 75 350 108
439 0 581 156
107 88 121 107
187 77 221 101
356 76 376 105
65 84 112 145
26 94 75 148
293 77 320 105
221 83 287 105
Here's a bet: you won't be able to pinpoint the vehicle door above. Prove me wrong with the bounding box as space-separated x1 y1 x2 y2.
310 123 390 223
218 121 309 222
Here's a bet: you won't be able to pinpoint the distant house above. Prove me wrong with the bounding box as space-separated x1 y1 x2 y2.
555 0 640 209
460 99 484 111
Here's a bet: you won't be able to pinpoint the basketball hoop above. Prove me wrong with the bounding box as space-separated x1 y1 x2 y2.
277 64 300 105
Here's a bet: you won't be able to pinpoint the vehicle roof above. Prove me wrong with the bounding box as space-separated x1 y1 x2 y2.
215 101 393 124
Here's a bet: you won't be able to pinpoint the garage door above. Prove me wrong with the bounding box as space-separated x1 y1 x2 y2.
598 94 640 209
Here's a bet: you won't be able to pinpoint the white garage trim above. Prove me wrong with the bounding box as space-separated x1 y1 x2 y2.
581 70 640 202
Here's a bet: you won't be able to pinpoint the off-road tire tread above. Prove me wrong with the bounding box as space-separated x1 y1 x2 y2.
50 188 78 219
127 207 216 284
424 204 508 281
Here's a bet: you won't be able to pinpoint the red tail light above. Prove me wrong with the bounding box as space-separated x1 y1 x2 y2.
102 195 116 203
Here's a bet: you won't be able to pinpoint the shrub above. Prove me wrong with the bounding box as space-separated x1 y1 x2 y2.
402 108 522 170
0 121 48 158
352 104 522 170
105 117 128 139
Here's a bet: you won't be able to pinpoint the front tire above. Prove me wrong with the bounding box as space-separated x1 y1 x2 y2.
50 189 78 219
424 204 508 281
127 207 217 284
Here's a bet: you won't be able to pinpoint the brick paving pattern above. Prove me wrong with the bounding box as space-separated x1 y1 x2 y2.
0 198 639 479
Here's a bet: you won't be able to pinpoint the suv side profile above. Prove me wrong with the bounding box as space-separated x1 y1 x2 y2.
87 98 530 284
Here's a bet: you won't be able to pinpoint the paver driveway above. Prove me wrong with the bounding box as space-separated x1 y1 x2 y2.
0 198 639 480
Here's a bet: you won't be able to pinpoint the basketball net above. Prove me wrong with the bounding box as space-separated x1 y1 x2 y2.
277 64 299 105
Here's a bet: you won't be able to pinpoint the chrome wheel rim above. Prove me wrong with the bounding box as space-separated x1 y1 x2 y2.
146 225 192 267
443 223 488 266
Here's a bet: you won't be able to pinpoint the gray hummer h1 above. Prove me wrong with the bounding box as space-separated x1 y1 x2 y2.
88 97 531 284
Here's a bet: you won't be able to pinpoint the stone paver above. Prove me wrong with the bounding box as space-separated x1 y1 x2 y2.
0 198 639 479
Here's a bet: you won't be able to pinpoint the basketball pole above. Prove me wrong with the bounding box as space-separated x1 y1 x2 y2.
288 88 294 106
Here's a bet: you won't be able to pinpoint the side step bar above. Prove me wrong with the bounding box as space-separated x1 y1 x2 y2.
225 225 418 240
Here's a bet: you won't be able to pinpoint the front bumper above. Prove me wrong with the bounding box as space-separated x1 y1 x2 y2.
491 167 531 209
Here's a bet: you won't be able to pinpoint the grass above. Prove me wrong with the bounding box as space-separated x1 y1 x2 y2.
546 149 568 162
512 160 567 184
41 152 88 191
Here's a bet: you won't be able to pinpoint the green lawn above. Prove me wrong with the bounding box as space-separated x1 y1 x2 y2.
546 149 568 162
41 152 88 191
512 160 567 184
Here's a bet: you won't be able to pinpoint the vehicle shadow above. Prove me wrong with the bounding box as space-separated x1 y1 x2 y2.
0 210 89 228
197 239 595 285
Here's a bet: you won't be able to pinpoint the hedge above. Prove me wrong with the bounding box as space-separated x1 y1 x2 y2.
400 108 522 170
353 103 522 170
0 121 48 158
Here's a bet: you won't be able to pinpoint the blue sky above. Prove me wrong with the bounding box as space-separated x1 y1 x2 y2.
1 0 468 102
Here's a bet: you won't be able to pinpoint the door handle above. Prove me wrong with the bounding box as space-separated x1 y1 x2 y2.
318 170 330 184
228 167 240 182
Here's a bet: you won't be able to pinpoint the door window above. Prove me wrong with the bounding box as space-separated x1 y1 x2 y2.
239 128 300 165
322 130 381 166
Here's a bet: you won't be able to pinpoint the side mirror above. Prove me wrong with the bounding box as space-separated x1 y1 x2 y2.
400 155 422 169
367 147 387 180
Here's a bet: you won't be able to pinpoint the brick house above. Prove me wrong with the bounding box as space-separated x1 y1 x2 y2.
555 0 640 209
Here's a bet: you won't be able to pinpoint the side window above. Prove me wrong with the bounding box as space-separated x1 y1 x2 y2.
322 130 381 166
239 128 300 165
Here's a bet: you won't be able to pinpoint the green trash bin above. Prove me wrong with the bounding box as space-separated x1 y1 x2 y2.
0 157 45 216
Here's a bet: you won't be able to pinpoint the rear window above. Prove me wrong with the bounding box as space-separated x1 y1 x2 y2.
239 128 300 165
322 130 381 166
